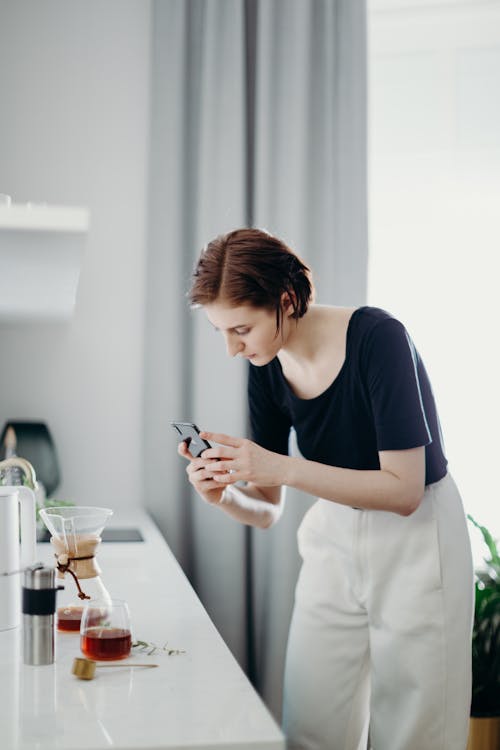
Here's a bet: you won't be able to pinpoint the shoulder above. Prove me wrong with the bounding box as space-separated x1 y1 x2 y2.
354 305 401 327
353 306 406 339
352 306 413 361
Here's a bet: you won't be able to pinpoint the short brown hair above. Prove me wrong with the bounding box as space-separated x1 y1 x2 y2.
189 228 314 329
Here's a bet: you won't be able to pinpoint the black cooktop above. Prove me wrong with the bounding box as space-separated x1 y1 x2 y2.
37 527 144 543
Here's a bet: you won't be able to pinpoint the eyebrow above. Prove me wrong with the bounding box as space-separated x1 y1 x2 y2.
211 323 249 332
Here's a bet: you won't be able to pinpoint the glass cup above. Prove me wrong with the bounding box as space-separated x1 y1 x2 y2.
80 599 132 661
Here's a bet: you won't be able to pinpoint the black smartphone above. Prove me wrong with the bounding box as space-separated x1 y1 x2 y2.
171 421 212 458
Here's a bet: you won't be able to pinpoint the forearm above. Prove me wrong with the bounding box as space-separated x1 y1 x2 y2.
198 430 424 518
218 484 284 529
283 455 421 515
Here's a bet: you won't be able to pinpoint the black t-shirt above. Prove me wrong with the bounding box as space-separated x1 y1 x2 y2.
248 306 447 486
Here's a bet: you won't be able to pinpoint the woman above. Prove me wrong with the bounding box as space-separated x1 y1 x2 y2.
178 227 474 750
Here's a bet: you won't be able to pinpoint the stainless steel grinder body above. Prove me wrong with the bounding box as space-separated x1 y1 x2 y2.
22 564 59 665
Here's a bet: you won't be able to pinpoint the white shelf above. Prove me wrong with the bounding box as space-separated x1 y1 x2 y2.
0 202 89 321
0 203 89 232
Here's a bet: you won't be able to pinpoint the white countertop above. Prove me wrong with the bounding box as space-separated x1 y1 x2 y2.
0 509 285 750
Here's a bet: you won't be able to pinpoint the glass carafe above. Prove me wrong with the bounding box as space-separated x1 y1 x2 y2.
39 506 113 632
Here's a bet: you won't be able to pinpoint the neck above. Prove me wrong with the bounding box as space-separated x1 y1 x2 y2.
279 304 355 368
279 306 325 365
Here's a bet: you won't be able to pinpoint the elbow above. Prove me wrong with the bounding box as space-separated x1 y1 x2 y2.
398 487 425 517
260 503 284 530
261 510 279 530
258 488 285 529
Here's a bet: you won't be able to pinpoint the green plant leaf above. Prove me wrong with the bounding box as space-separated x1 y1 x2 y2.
468 515 500 716
468 514 500 568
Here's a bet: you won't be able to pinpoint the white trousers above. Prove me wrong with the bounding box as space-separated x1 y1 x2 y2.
282 474 474 750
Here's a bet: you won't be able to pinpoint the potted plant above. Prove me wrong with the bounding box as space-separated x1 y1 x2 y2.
467 515 500 750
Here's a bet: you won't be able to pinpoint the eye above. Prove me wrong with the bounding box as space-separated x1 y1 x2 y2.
235 328 250 335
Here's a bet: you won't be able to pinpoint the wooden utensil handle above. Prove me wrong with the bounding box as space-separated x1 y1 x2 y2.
97 662 158 669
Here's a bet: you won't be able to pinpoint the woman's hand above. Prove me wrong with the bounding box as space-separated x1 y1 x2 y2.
177 440 227 505
178 432 286 528
198 431 285 488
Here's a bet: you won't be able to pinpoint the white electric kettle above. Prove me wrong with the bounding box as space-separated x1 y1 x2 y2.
0 459 37 631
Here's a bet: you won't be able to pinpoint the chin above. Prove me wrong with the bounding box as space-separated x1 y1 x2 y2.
250 354 273 366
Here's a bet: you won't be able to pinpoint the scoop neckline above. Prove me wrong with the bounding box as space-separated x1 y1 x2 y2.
274 306 364 403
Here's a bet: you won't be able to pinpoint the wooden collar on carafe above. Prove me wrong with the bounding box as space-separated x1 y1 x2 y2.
51 535 103 601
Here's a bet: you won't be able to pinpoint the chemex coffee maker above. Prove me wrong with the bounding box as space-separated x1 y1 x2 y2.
39 506 113 632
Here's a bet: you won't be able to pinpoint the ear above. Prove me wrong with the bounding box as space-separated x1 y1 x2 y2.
280 291 296 316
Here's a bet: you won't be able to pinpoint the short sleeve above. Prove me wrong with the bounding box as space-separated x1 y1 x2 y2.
362 319 431 451
247 364 291 455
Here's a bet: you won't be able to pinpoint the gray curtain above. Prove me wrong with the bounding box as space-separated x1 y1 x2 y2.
144 0 367 723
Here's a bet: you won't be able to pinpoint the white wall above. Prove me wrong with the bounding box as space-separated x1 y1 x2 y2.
368 0 500 561
0 1 151 508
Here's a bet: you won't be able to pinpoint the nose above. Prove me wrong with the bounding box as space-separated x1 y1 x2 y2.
224 333 243 358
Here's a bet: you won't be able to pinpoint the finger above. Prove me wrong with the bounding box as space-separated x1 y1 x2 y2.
178 442 194 460
189 465 222 482
197 479 222 491
212 472 237 484
203 460 237 474
199 432 243 449
201 447 237 461
187 457 219 473
187 463 205 480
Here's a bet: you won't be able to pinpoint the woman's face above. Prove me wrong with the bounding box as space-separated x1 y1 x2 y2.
204 300 291 366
